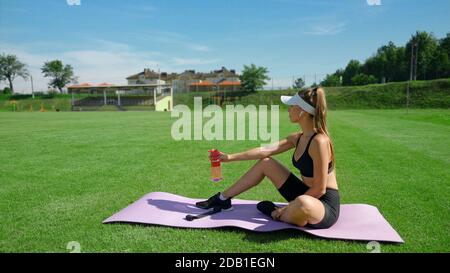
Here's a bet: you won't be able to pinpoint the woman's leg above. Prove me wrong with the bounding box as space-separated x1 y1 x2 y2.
222 157 291 198
272 195 325 227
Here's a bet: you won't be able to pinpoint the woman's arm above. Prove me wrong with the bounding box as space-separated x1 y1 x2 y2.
304 135 330 199
226 132 299 162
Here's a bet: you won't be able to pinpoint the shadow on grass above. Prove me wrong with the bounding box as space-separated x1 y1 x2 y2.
218 226 320 244
105 221 374 246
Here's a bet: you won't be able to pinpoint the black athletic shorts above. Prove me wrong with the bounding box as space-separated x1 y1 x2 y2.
278 172 340 229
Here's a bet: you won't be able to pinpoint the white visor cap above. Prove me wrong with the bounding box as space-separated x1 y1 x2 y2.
280 93 316 115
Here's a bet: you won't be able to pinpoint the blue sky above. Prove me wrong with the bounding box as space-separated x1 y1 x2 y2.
1 0 449 92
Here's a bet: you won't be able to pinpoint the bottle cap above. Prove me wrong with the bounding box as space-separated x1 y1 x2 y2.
208 149 221 167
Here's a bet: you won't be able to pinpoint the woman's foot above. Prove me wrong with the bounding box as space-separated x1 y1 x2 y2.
195 192 233 211
257 201 281 219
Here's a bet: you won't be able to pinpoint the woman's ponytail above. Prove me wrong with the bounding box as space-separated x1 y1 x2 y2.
311 87 335 166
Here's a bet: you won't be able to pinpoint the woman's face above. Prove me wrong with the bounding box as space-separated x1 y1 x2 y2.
288 105 304 123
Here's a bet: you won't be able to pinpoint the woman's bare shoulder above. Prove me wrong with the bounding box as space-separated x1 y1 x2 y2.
311 133 330 149
314 133 329 142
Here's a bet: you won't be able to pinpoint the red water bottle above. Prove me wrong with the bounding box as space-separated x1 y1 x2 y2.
209 149 223 182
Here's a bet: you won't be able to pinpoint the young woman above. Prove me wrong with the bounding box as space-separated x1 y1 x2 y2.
196 87 339 229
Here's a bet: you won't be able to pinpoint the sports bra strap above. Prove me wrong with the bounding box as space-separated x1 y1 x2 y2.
305 132 318 150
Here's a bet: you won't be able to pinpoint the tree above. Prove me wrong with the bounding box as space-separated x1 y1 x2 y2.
382 42 398 82
321 69 343 87
321 74 341 87
240 64 270 92
430 50 449 79
0 53 29 93
406 31 440 80
1 87 12 95
0 68 4 83
351 73 378 86
41 60 75 93
342 60 361 86
316 31 449 86
440 33 450 53
292 77 305 89
392 46 409 81
436 33 450 78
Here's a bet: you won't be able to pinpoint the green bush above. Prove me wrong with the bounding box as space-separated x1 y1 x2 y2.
351 73 378 86
1 87 12 95
174 78 450 110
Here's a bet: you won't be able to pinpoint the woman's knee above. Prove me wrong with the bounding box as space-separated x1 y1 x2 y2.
291 195 327 227
257 157 273 170
293 195 315 217
257 157 290 187
279 197 315 227
282 202 309 227
259 157 273 164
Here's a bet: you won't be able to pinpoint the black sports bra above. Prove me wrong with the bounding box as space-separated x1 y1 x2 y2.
292 133 334 178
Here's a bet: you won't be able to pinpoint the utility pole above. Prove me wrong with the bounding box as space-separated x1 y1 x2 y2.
155 64 161 107
413 42 419 81
407 42 418 113
158 65 161 81
30 74 35 99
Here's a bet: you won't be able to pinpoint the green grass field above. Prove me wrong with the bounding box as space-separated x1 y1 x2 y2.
0 109 449 253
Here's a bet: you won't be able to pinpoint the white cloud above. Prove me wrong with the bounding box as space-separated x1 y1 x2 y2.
130 30 214 53
0 39 224 93
293 15 347 36
190 44 212 52
303 22 346 36
0 44 51 92
172 58 221 66
367 0 382 6
0 40 166 93
97 3 159 19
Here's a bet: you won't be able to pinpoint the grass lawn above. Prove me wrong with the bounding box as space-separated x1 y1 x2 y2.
0 109 449 253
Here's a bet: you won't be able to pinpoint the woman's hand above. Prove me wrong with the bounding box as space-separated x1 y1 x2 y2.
209 151 231 163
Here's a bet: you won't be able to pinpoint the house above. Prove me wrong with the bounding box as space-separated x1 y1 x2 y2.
126 67 241 93
126 69 156 84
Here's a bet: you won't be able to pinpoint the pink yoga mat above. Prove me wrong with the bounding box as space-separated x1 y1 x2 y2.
103 192 404 243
